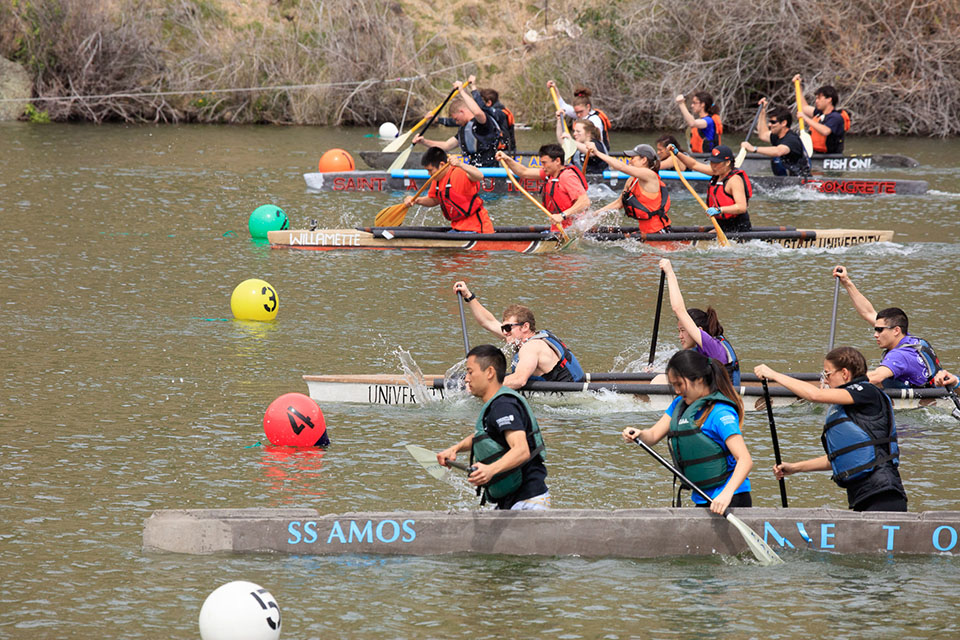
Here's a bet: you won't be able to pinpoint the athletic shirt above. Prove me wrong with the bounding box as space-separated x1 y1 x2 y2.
769 130 810 176
664 395 751 504
812 109 846 154
538 165 587 225
880 335 936 388
479 394 548 509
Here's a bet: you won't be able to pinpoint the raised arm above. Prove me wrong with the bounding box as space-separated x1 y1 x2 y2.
668 144 712 175
453 281 502 336
660 258 703 348
456 81 486 124
675 94 704 129
833 265 878 325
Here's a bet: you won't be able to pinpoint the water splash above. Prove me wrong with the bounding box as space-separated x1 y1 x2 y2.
443 358 470 400
612 340 679 373
394 346 436 405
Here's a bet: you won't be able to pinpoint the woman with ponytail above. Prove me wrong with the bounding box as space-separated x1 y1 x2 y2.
623 349 753 512
660 258 740 385
675 90 723 153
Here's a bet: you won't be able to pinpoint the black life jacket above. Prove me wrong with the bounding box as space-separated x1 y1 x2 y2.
456 109 503 167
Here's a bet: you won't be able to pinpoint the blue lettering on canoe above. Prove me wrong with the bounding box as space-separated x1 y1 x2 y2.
288 520 318 544
763 522 796 549
932 526 957 552
327 521 346 544
882 525 899 551
349 520 373 543
324 519 417 544
288 521 302 544
821 523 835 549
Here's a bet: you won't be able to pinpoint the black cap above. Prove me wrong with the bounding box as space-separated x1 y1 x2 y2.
707 145 735 163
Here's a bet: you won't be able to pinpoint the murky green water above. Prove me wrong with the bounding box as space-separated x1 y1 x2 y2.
2 122 959 638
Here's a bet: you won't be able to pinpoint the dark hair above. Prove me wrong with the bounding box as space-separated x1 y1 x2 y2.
687 307 724 338
693 91 719 116
656 134 681 149
538 143 565 162
876 307 909 333
422 146 448 168
501 304 536 332
825 346 867 379
815 85 839 107
479 88 499 105
666 350 744 424
572 87 593 107
769 106 793 128
468 344 507 382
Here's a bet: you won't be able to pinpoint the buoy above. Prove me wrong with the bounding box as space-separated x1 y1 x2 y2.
230 279 279 322
248 205 288 239
198 580 281 640
317 148 355 172
263 392 328 447
378 122 399 139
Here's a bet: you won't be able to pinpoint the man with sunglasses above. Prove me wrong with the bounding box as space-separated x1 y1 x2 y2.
453 280 585 388
740 98 811 177
833 265 957 389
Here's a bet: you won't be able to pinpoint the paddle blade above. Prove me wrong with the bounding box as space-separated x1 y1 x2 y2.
383 115 429 152
405 444 472 482
734 145 747 169
725 513 784 565
561 137 577 163
374 202 410 227
387 144 415 172
799 129 814 157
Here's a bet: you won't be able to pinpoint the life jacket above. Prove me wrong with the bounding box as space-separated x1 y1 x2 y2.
716 336 740 386
622 176 671 233
456 110 503 166
821 379 899 487
512 330 585 382
707 169 752 220
883 337 942 386
811 109 851 153
430 167 487 230
541 165 588 215
590 108 612 148
471 386 545 501
494 103 516 152
690 114 723 153
666 391 738 491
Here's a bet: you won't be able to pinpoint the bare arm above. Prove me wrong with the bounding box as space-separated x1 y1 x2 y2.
675 94 704 129
457 82 486 124
415 135 459 151
468 429 530 487
504 341 542 389
774 454 831 480
661 259 703 348
495 150 540 179
753 365 856 404
866 365 894 387
622 412 672 446
833 265 878 325
671 148 712 175
452 281 502 335
436 433 474 467
711 434 753 514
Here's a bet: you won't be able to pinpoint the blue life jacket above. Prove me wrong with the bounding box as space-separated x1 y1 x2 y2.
717 335 740 386
821 380 899 486
512 330 585 382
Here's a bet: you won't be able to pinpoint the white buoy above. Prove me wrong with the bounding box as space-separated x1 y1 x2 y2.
524 29 539 43
378 122 399 139
199 581 282 640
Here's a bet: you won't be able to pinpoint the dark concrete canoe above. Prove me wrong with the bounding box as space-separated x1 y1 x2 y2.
142 508 960 558
303 169 929 197
359 150 920 173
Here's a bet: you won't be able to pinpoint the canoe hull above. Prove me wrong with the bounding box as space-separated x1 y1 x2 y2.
143 507 960 558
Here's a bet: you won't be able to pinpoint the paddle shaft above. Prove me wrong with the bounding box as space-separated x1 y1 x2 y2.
734 104 765 168
828 276 840 351
445 458 474 473
666 148 730 247
373 163 449 226
549 86 572 137
647 270 666 366
498 159 570 243
632 436 720 509
794 79 807 133
457 293 470 358
762 379 789 508
418 81 470 144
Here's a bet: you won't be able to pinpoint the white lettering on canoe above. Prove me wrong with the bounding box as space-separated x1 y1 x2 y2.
289 231 362 247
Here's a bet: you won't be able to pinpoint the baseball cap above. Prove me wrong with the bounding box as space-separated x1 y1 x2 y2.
624 144 658 161
707 145 735 163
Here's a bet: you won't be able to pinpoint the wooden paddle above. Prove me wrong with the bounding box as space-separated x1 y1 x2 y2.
387 80 471 172
665 147 730 247
499 158 571 243
734 103 765 169
406 444 474 482
794 78 814 157
647 270 666 367
549 86 578 163
631 436 784 565
761 379 789 508
456 292 471 358
373 162 449 227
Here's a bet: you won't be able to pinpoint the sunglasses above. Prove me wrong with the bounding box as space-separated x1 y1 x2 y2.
873 325 895 333
501 322 523 333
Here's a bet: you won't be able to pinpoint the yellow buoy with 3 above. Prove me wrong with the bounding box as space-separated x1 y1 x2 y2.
230 279 279 321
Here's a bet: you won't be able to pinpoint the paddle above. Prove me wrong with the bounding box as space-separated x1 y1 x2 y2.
761 379 789 507
947 386 960 422
373 162 450 227
456 292 471 358
647 270 666 367
665 147 730 247
734 103 764 169
827 275 840 351
794 78 814 157
387 80 470 172
631 436 784 565
549 86 578 163
499 158 571 243
406 444 474 482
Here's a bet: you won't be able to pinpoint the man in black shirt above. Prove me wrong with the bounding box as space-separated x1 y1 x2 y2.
742 100 811 176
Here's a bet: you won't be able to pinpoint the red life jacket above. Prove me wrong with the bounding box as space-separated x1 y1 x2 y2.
622 176 671 233
811 109 851 153
690 114 723 153
430 168 491 232
541 165 588 215
707 169 752 220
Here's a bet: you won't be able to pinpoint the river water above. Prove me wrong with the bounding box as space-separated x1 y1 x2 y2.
1 122 959 638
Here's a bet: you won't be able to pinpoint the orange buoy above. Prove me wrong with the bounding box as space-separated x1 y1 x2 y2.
317 148 355 172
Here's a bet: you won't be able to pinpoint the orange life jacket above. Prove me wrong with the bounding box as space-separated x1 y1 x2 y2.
811 109 851 153
430 168 493 233
690 114 723 153
622 176 671 233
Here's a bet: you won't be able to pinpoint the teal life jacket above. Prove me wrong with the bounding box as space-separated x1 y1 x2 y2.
666 391 738 492
471 386 545 501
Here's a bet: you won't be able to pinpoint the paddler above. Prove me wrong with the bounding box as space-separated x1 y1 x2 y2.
755 347 908 512
404 147 494 233
436 344 550 510
496 145 591 231
585 142 671 233
547 80 612 148
675 92 723 153
453 280 585 387
668 143 753 233
622 349 754 513
557 113 608 173
413 78 503 167
832 265 958 389
793 74 848 154
655 134 683 170
740 99 811 177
